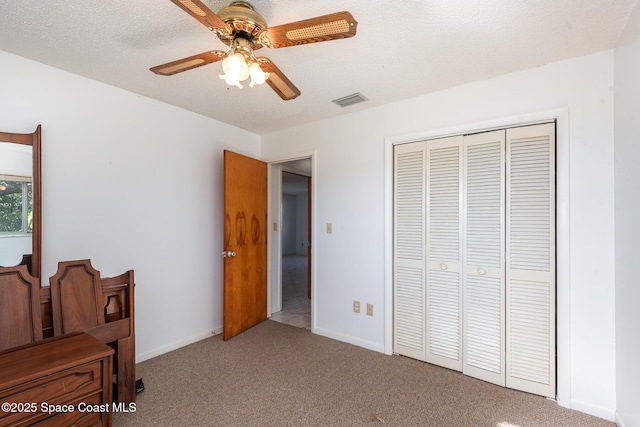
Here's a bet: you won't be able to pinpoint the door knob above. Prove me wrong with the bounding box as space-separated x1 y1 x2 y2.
222 251 236 258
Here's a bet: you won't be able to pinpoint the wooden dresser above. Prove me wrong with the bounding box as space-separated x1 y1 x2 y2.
0 333 113 427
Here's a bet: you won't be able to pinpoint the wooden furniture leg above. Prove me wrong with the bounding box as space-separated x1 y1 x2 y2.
117 336 136 404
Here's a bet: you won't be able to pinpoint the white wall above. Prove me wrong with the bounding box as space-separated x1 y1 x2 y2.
614 3 640 426
262 51 617 420
0 49 261 362
295 193 308 255
0 236 31 267
281 193 309 256
0 143 32 174
282 194 297 254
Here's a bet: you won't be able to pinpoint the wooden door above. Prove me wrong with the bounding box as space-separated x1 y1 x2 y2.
223 150 268 340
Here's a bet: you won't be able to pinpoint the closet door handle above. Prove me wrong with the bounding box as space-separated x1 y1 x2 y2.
440 263 448 271
478 267 486 276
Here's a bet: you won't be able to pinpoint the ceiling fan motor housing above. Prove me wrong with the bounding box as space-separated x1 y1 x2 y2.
216 1 267 49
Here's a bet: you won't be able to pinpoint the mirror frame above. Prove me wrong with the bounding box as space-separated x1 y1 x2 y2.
0 125 41 279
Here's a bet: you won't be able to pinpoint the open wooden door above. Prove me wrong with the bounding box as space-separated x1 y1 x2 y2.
223 150 268 340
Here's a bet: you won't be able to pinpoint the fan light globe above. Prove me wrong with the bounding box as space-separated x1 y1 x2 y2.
226 53 246 74
248 62 266 87
220 52 250 88
225 73 237 86
219 73 243 88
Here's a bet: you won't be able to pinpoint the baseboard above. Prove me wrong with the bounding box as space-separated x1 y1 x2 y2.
136 326 222 363
314 327 385 353
570 399 616 422
556 395 570 410
615 412 627 427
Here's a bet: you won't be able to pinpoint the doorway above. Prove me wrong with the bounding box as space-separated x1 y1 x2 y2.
269 159 312 329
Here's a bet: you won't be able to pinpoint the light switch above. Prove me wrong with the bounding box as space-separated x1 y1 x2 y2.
273 222 278 231
326 223 333 234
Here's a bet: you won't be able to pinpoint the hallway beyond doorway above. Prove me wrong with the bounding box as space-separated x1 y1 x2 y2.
270 255 310 329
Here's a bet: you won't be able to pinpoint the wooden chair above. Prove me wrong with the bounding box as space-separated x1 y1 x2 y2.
50 259 136 404
0 265 42 351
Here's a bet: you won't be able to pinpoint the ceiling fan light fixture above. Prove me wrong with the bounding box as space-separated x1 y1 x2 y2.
248 61 268 87
219 72 243 88
219 37 270 89
220 50 249 88
225 52 249 76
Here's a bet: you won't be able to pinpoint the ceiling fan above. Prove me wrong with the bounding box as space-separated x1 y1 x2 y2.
150 0 358 100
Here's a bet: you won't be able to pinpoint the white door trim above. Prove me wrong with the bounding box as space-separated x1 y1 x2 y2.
265 150 317 332
384 108 570 408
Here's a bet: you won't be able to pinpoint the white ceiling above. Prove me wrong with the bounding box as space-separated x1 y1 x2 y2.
0 1 636 135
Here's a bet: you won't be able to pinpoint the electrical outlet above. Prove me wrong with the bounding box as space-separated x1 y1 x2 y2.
367 304 374 316
353 300 360 313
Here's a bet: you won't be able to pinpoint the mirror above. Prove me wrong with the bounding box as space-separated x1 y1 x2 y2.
0 125 41 278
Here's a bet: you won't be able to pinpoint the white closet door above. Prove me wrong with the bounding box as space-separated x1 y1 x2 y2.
393 141 426 360
426 136 463 371
462 130 506 386
506 123 556 398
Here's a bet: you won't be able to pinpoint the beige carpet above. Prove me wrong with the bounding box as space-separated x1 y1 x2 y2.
114 321 614 427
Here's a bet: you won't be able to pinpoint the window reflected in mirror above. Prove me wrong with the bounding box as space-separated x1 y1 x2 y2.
0 142 33 267
0 177 33 233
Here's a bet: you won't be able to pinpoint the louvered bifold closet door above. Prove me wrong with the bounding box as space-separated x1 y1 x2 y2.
462 130 506 386
426 136 463 371
506 123 556 398
393 141 427 360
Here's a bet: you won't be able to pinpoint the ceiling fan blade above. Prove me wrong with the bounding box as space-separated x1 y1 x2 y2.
169 0 227 30
150 50 225 76
260 11 357 48
257 57 301 100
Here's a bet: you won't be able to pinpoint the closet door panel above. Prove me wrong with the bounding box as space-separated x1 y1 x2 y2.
426 136 463 371
392 123 556 400
393 142 427 360
462 130 506 386
506 123 556 398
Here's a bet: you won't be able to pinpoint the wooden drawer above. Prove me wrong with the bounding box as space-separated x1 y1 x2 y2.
36 392 104 427
0 333 113 427
0 360 103 426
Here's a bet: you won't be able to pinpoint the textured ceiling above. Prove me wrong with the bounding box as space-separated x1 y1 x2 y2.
0 0 636 135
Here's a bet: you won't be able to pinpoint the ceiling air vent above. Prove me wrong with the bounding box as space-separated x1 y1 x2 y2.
332 92 368 108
